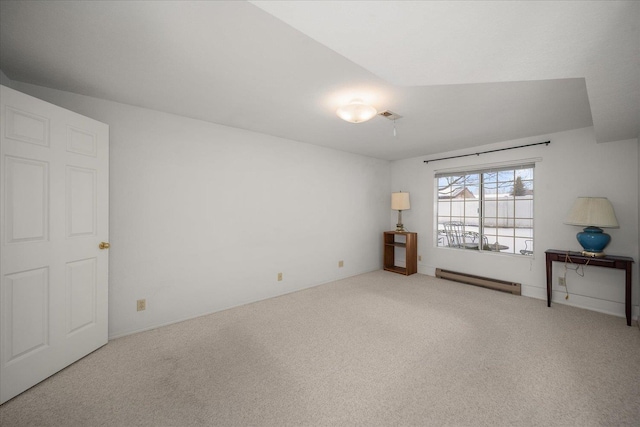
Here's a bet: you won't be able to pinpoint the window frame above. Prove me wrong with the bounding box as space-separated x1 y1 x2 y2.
435 163 534 256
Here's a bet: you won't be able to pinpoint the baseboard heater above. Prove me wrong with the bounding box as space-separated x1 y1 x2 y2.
435 268 521 296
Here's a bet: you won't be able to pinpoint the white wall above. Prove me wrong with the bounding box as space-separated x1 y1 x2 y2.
0 70 11 87
8 80 638 331
11 82 391 338
391 127 639 320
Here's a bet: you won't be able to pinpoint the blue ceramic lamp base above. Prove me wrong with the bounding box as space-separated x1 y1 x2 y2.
576 226 610 258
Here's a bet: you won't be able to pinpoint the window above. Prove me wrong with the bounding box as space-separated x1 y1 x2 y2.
436 164 534 255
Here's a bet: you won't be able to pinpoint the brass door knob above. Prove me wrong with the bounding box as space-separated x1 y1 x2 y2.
99 242 110 250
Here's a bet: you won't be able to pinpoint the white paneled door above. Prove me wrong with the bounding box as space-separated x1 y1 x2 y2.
0 85 109 404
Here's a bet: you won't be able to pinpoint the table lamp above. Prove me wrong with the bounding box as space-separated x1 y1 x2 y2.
391 191 410 232
564 197 619 257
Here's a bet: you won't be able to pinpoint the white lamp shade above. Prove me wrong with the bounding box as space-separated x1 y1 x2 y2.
564 197 619 228
391 192 410 210
336 99 377 123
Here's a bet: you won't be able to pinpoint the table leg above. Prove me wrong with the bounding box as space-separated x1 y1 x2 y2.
625 264 632 326
546 254 552 307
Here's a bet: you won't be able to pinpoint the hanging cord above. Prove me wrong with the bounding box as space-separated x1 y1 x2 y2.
563 252 590 300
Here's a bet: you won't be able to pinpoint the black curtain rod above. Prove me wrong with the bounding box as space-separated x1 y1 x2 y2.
423 141 550 164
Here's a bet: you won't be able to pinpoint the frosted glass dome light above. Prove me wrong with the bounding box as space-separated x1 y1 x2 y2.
336 99 377 123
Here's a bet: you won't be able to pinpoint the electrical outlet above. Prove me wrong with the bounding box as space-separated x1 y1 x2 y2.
338 260 344 268
558 277 566 287
137 299 146 311
418 255 422 262
277 272 283 281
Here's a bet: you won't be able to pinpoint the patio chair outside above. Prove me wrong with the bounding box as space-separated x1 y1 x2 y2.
520 239 534 255
442 221 481 250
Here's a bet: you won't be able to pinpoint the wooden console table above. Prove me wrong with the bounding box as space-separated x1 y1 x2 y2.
545 249 634 326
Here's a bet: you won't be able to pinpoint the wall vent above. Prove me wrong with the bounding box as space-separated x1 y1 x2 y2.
378 110 402 121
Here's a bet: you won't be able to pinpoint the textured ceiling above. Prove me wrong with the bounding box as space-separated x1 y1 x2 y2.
1 1 637 161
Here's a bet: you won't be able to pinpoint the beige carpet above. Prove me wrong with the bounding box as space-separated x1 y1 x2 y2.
1 271 639 426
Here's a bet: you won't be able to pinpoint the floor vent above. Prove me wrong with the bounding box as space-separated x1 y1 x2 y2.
435 268 521 295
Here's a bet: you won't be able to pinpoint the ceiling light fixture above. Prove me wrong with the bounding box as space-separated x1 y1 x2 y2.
336 99 377 124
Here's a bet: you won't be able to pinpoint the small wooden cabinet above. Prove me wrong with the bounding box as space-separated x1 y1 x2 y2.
383 231 418 275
